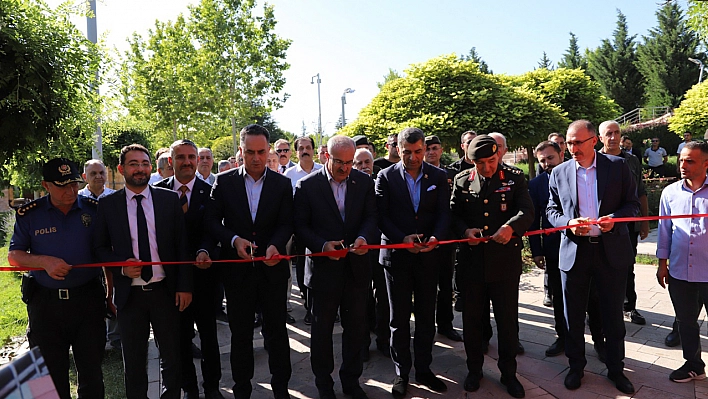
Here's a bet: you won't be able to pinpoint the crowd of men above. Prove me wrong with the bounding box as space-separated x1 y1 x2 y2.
8 120 708 399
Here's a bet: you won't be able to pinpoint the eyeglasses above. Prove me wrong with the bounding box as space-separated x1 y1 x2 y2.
275 149 290 154
331 158 354 167
388 143 397 147
566 136 595 147
651 140 659 143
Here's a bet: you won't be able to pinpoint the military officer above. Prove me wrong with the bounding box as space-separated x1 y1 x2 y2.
450 135 534 398
8 158 106 399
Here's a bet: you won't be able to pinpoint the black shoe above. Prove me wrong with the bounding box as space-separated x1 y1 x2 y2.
304 312 312 325
463 372 482 392
454 300 463 312
543 294 553 307
335 312 341 323
670 362 707 382
391 376 408 398
500 375 525 398
594 341 607 363
192 343 203 359
360 346 370 362
564 369 583 390
545 339 564 357
254 313 263 328
608 372 635 394
286 313 296 324
666 322 681 347
377 343 391 358
343 385 368 399
205 388 226 399
183 390 199 399
628 309 646 325
415 372 447 392
517 341 525 355
317 388 337 399
438 329 463 342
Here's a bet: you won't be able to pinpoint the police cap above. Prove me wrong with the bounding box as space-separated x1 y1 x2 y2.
352 135 369 147
424 135 441 146
467 135 498 160
43 158 83 186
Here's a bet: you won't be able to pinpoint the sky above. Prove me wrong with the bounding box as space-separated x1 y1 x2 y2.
46 0 684 138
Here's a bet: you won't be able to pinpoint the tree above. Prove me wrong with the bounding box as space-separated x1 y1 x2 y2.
340 55 568 165
507 68 620 123
537 52 554 70
586 10 644 114
461 47 492 74
0 0 103 188
558 32 587 70
376 68 402 90
636 3 702 108
669 80 708 136
686 0 708 43
100 117 153 171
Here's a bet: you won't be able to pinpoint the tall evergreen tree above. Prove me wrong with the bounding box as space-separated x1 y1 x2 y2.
461 47 492 74
587 10 644 113
558 32 588 70
537 52 554 70
636 3 701 108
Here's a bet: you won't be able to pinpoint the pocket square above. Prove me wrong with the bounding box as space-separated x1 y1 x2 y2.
427 185 437 191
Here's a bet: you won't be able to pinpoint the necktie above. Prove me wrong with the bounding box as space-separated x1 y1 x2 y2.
178 186 189 213
481 177 489 193
134 194 153 283
281 165 286 173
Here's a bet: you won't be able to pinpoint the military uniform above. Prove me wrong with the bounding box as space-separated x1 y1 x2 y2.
10 187 105 398
450 148 533 388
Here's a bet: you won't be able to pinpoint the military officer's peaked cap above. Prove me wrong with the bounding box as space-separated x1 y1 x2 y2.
424 135 441 146
467 135 498 160
43 158 83 186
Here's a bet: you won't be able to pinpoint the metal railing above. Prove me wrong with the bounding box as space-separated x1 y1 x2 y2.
615 107 673 126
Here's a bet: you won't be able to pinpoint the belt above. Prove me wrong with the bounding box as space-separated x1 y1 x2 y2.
131 280 164 292
584 236 602 244
37 278 102 300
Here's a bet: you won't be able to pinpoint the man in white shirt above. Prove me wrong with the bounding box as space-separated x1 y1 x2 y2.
275 139 295 173
78 159 115 199
643 137 668 177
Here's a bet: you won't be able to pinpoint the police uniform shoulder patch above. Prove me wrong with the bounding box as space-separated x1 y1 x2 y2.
502 163 523 175
82 196 99 207
16 199 39 217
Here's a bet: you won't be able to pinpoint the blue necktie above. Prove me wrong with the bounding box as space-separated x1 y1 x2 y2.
134 194 153 282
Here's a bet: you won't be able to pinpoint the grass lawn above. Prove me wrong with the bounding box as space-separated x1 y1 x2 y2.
0 244 26 347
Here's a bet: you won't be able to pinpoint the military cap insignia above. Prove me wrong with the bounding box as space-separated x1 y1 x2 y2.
58 164 72 176
81 213 92 227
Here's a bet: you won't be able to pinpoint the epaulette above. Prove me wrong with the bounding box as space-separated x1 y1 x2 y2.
16 199 40 217
455 168 472 181
502 163 524 175
80 196 99 207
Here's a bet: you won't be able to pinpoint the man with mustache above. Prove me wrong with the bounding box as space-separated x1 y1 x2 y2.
373 134 400 170
283 136 323 324
155 139 222 399
275 139 295 173
79 159 115 200
93 144 192 399
198 148 216 185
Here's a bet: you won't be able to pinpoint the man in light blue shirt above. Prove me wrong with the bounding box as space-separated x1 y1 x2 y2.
656 141 708 383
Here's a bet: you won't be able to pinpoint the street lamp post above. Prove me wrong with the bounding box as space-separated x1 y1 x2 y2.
311 73 322 147
688 57 705 83
87 0 102 160
341 88 355 127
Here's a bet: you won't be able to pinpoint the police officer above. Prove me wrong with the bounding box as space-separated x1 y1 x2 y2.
8 158 106 399
450 135 534 398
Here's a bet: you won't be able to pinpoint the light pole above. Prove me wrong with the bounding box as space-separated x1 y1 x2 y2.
341 88 355 127
688 58 705 83
87 0 102 160
311 73 322 147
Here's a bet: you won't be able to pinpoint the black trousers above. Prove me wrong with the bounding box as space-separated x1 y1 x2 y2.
222 264 291 399
385 251 439 377
625 230 639 311
118 283 182 399
436 246 455 332
180 267 222 393
545 253 566 340
292 235 309 311
27 280 105 399
310 259 368 392
462 276 520 377
364 251 389 349
668 275 708 371
561 239 627 374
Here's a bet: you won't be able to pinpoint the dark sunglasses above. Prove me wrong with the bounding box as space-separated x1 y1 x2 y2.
275 149 290 154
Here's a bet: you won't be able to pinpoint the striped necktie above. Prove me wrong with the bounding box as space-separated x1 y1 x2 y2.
179 185 189 213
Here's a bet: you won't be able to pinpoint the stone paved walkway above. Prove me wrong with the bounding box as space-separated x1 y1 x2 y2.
144 242 708 399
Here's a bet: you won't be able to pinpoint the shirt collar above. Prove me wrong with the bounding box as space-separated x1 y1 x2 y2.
682 175 708 192
125 186 151 201
241 166 266 183
398 160 423 181
574 151 597 171
173 176 196 193
324 164 347 185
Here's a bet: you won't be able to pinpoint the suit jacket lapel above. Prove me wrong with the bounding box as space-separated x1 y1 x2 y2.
393 163 416 214
344 173 357 224
116 189 131 244
317 169 343 222
236 167 254 230
568 161 578 217
189 178 207 213
596 153 609 211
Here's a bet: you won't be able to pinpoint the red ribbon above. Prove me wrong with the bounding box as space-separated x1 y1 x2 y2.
2 213 704 272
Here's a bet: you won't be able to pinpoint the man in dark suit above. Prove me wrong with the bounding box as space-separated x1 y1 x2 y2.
528 141 565 357
93 144 192 399
547 120 639 395
204 124 293 399
450 135 533 398
376 127 450 398
155 139 222 399
294 135 378 399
